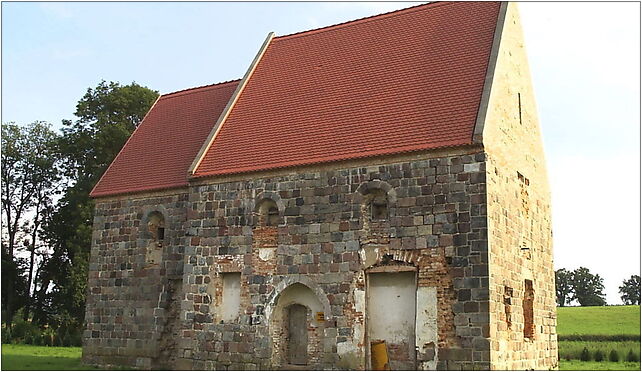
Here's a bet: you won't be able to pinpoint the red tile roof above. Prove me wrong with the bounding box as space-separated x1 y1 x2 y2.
192 2 501 178
90 80 239 197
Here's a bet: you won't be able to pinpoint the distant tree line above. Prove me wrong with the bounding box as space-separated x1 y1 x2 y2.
556 267 640 306
2 81 158 342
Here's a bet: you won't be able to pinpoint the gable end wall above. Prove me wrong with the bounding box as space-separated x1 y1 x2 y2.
480 3 557 370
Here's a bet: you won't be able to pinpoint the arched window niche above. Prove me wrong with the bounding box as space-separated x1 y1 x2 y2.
366 188 389 221
143 210 166 265
256 198 280 227
356 180 397 224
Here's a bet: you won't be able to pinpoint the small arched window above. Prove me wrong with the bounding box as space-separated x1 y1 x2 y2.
367 189 388 221
147 211 166 246
257 198 279 227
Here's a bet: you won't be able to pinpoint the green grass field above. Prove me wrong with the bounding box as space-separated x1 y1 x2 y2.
557 305 640 336
559 360 641 370
557 305 640 371
0 344 97 371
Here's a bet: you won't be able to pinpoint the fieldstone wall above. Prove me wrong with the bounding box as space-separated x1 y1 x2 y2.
175 147 492 370
83 147 555 370
82 190 189 369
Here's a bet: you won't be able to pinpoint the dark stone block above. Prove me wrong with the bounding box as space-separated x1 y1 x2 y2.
471 240 488 252
457 247 470 256
471 217 486 228
458 289 471 301
443 223 457 234
464 301 480 312
454 234 468 246
472 264 488 276
284 207 300 216
439 347 473 361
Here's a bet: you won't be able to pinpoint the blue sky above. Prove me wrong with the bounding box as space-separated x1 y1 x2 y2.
2 2 640 304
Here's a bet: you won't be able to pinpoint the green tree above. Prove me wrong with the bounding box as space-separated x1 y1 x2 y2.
571 267 606 306
41 81 158 327
1 248 29 326
555 268 573 307
619 275 640 305
1 121 61 326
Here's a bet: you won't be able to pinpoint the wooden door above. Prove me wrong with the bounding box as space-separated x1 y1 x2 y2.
288 304 308 365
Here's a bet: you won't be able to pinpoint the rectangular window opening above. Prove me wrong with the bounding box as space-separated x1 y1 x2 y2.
157 227 165 241
221 272 241 323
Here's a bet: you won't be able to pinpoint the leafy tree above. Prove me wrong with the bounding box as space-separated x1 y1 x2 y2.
1 121 61 326
619 275 640 305
2 123 32 260
41 81 158 327
571 267 606 306
1 248 29 325
555 268 574 307
58 80 158 182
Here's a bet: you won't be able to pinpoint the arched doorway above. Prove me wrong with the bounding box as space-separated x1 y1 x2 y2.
268 282 327 368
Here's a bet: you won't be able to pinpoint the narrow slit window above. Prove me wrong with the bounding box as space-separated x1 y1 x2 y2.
518 92 523 125
504 286 513 329
267 206 279 226
369 190 388 221
523 279 535 339
157 227 165 241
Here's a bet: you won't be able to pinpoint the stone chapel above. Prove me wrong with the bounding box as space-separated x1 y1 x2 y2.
83 2 558 370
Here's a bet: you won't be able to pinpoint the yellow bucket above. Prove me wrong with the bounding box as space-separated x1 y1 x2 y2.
371 340 390 370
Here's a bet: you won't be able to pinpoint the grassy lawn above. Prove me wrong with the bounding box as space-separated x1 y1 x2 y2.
559 360 641 370
0 344 98 371
557 305 641 336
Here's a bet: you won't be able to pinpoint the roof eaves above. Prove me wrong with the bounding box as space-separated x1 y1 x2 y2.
192 141 480 180
472 1 508 144
91 182 188 199
188 32 275 177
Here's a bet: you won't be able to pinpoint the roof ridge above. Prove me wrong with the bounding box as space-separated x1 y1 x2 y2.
162 79 241 99
275 1 450 41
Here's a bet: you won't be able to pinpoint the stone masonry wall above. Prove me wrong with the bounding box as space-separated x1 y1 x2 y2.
481 3 558 370
82 190 189 370
175 147 492 370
